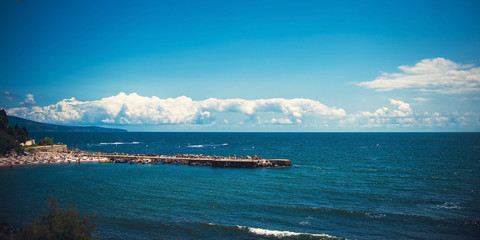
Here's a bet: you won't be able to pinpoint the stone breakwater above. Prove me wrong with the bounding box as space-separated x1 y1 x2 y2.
100 153 292 168
0 148 292 168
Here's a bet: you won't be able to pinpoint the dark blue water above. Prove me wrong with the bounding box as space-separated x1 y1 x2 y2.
1 133 479 239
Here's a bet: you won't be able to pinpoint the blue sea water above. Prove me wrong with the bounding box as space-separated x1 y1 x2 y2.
1 132 479 239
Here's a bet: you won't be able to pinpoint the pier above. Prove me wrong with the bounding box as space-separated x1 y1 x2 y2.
1 146 292 168
95 153 292 168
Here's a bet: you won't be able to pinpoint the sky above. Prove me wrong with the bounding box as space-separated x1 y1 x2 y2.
1 0 479 132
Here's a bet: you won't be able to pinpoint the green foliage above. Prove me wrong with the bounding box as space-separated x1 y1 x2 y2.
38 137 54 146
15 127 28 143
0 109 7 130
23 127 29 139
15 197 97 240
0 109 31 154
0 132 17 154
0 110 15 150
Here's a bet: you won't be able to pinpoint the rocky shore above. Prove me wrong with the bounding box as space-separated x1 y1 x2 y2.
1 148 292 168
0 149 109 167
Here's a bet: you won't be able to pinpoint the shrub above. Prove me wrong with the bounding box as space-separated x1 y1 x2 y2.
38 137 54 146
15 197 97 240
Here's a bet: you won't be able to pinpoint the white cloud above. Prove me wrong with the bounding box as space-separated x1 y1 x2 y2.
264 118 293 125
6 93 478 130
343 99 414 128
7 92 346 125
357 58 480 94
356 99 412 118
388 99 412 117
341 99 477 129
412 97 430 102
19 94 36 106
422 112 451 127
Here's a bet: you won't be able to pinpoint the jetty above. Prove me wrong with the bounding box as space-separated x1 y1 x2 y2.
94 153 292 168
1 146 292 168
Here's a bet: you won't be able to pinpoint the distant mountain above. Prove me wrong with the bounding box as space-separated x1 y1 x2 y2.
7 116 127 132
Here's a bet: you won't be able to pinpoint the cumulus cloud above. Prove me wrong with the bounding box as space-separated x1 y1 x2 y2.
7 92 346 125
19 94 36 106
357 58 480 94
6 93 477 130
341 99 477 129
341 99 414 128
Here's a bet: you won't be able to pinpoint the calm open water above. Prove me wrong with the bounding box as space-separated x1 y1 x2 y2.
1 132 479 239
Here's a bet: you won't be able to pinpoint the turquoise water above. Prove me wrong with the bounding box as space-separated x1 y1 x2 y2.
1 133 479 239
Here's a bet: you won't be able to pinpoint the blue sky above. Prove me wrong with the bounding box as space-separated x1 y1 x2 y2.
1 0 479 131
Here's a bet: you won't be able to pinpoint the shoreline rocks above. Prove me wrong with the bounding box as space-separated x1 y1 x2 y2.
1 148 292 168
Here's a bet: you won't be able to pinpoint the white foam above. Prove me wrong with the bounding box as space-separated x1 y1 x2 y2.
299 220 310 225
186 143 228 148
99 142 141 145
434 202 462 209
238 226 340 239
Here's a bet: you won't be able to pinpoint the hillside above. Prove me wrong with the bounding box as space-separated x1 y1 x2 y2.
7 116 127 132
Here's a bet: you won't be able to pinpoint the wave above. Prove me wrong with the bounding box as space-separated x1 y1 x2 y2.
203 223 344 239
99 141 141 145
290 206 386 219
432 202 462 209
288 205 467 225
186 144 204 148
237 225 344 239
186 143 229 148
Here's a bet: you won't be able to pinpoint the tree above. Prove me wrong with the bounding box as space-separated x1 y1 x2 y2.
38 137 54 146
0 109 31 154
23 127 28 139
0 131 18 154
15 127 28 143
0 109 7 130
0 109 17 154
15 197 97 240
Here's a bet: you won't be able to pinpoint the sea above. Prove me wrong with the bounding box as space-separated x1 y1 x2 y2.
1 132 479 239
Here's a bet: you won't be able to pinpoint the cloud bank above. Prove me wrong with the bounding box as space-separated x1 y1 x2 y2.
357 58 480 94
7 92 346 126
7 92 477 130
341 99 477 129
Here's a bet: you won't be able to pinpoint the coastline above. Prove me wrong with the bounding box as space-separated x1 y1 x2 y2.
0 147 292 168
